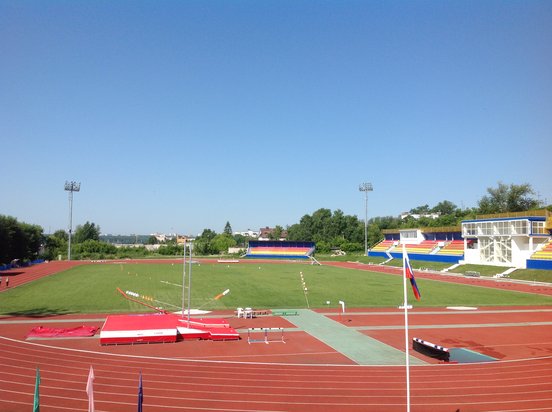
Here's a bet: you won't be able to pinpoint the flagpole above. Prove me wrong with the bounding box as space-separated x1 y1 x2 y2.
402 243 411 412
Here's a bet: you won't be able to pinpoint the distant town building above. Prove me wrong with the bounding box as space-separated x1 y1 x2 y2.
176 235 193 245
234 229 260 238
400 212 440 220
151 233 169 243
258 226 288 241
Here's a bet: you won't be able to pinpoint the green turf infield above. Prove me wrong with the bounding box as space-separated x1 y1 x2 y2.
1 262 551 316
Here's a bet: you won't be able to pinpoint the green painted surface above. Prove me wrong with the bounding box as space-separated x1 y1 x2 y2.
449 348 498 363
284 309 426 365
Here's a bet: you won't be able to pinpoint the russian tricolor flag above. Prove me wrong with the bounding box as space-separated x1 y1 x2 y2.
404 253 421 301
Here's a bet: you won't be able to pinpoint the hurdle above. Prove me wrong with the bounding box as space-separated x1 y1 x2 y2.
247 328 285 344
412 337 450 362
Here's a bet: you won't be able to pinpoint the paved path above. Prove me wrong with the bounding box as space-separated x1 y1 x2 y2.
284 309 426 365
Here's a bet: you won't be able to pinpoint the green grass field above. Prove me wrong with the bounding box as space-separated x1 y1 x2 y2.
2 262 552 316
318 254 552 282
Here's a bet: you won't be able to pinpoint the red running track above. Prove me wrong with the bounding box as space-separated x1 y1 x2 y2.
1 334 551 412
0 260 551 411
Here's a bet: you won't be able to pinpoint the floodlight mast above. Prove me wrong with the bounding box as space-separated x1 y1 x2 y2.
358 182 373 256
64 181 81 261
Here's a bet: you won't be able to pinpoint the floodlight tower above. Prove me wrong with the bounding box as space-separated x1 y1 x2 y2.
359 182 373 256
64 181 81 260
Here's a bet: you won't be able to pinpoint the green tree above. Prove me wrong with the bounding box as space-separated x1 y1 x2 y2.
431 200 458 216
42 230 69 260
410 204 430 214
371 215 401 231
210 234 237 254
269 225 284 240
367 223 383 248
74 222 100 243
223 221 232 236
72 240 117 259
286 208 365 250
233 233 247 247
193 229 218 255
478 182 539 214
0 215 44 264
157 244 183 256
52 230 68 242
287 219 312 241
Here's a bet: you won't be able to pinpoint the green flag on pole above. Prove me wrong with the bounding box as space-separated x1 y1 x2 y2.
33 367 40 412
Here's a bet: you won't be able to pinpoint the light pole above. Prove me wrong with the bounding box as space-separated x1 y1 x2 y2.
64 181 81 260
359 182 373 256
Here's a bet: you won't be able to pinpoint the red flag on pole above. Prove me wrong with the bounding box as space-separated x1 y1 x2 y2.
404 253 421 300
86 366 95 412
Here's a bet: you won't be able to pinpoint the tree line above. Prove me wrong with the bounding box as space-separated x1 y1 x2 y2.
0 182 548 263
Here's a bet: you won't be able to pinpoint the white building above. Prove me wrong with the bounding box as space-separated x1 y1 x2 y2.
461 210 551 268
234 229 260 238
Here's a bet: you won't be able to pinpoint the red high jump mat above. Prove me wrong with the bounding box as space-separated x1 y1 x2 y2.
100 313 239 345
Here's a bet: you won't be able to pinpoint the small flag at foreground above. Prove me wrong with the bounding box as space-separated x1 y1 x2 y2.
33 367 40 412
404 253 421 301
86 366 95 412
138 371 143 412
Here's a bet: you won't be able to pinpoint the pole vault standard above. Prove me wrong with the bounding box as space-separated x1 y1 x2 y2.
180 238 194 327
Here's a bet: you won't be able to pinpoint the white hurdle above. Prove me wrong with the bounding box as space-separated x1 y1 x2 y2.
247 328 285 344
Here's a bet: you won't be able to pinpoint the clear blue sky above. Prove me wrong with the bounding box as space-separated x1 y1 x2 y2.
1 0 551 236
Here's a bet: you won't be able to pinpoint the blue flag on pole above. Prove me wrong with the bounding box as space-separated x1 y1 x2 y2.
404 253 421 300
138 371 143 412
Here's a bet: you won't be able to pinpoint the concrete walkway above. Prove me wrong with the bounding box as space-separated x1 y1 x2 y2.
284 309 426 365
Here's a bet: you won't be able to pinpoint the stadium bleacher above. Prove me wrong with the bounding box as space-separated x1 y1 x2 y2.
437 240 465 255
530 240 552 260
402 240 440 254
371 238 466 257
246 241 315 259
370 239 395 252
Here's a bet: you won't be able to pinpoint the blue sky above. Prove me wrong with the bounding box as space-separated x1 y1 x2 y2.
1 0 551 236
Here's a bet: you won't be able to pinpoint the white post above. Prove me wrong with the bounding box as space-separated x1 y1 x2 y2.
187 242 193 328
338 300 345 322
181 239 186 320
402 244 411 412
